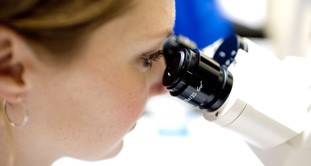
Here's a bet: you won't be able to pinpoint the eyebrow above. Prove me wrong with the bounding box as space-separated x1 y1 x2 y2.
166 30 174 37
165 30 174 38
143 30 173 52
150 29 174 39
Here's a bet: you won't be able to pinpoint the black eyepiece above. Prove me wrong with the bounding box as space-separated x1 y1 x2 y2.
162 35 233 112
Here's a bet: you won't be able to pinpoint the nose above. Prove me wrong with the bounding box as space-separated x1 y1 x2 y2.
147 57 168 98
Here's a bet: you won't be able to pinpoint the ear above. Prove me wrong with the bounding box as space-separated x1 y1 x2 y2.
0 26 32 102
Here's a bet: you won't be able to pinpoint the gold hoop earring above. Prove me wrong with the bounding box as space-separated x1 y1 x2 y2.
3 98 29 128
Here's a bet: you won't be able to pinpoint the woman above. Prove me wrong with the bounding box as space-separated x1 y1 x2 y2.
0 0 175 165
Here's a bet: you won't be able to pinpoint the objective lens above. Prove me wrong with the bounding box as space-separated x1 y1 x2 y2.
163 37 233 112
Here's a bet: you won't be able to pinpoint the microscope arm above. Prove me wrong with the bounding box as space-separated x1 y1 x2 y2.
202 38 311 166
247 115 311 166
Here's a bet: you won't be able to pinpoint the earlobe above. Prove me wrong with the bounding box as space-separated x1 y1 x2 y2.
0 27 29 102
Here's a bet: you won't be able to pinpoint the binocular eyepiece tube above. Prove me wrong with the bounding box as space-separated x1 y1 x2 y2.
162 35 234 112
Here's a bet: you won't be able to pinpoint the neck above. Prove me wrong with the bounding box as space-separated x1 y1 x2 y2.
0 130 60 166
0 144 59 166
12 156 57 166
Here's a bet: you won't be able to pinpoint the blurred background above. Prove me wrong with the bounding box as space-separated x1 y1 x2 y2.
53 0 310 165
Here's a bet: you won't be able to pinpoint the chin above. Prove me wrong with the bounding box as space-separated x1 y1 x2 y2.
74 140 124 162
101 140 124 160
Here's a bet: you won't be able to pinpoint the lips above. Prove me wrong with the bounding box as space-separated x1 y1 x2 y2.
129 123 137 132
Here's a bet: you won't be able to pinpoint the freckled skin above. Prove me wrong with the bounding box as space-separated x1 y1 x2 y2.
1 0 175 165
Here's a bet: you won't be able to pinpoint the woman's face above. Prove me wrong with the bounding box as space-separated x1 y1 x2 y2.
17 0 175 161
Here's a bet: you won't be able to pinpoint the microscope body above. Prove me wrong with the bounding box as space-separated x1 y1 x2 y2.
162 35 311 165
202 38 311 165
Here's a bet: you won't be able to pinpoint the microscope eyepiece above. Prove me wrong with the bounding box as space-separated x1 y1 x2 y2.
162 35 233 112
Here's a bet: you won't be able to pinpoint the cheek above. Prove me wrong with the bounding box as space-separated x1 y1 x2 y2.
100 66 148 122
27 60 149 160
104 75 148 129
57 64 148 159
82 68 148 158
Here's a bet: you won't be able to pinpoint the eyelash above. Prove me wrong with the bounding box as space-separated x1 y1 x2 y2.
141 50 164 68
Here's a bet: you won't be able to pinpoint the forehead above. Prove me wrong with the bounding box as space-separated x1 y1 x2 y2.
84 0 175 56
124 0 175 39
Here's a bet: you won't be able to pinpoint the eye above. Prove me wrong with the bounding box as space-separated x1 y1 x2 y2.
141 50 164 68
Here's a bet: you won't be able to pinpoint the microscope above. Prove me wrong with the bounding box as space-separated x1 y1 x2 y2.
162 34 311 166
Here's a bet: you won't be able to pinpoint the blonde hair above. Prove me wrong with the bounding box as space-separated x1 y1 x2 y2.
0 0 131 59
0 0 132 165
